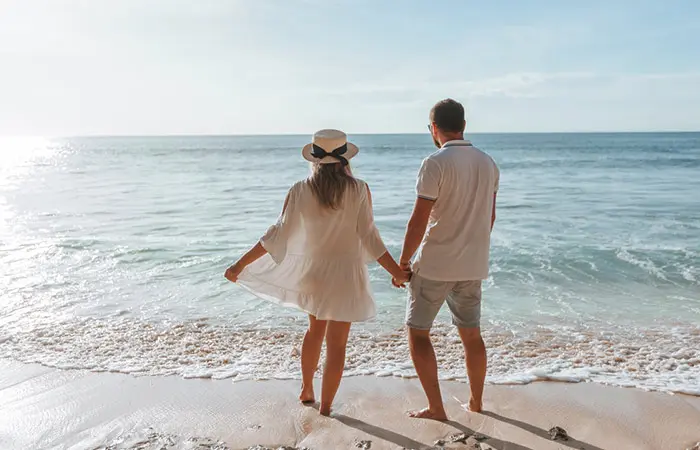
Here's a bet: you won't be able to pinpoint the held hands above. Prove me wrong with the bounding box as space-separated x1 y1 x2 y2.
392 261 412 288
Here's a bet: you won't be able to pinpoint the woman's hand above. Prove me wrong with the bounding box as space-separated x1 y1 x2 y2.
225 243 268 284
224 263 243 283
392 268 412 288
376 251 411 288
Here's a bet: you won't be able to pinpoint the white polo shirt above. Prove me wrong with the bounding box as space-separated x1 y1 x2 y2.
413 140 499 281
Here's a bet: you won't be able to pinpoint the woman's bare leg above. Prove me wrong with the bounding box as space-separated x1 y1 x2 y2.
300 315 327 403
319 320 351 416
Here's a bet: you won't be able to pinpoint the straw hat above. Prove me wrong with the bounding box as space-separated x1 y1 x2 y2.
302 129 359 166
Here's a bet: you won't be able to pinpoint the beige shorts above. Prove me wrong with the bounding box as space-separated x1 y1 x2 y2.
406 275 482 330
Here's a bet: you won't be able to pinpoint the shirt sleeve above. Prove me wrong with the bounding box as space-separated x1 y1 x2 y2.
415 158 441 201
357 182 388 262
260 184 298 264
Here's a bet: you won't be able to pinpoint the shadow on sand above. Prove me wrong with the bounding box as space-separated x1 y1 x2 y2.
481 412 606 450
332 412 533 450
313 401 605 449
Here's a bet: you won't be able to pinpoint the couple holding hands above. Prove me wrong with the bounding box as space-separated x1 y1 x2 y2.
225 99 499 420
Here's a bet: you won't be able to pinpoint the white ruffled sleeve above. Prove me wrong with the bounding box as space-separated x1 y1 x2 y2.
357 182 388 262
260 184 298 264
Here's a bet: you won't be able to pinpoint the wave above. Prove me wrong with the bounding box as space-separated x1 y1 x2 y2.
615 248 669 281
1 317 698 396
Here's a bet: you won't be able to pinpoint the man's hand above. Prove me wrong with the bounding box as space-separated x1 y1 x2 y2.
392 267 412 288
224 263 243 283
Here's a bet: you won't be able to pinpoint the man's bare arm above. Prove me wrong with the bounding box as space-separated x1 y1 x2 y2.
491 193 497 231
400 197 435 267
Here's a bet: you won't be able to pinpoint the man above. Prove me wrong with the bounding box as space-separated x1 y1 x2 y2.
399 99 499 420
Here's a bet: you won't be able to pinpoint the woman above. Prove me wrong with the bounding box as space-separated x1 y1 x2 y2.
224 129 409 416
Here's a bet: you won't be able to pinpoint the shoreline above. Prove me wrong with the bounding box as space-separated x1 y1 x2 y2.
2 360 699 449
4 317 699 397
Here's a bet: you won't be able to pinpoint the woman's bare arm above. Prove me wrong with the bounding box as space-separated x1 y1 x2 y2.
376 251 410 286
224 191 292 282
224 242 268 282
365 185 410 285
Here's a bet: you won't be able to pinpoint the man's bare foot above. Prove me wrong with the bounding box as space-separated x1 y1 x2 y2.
467 398 482 413
319 403 331 416
299 385 315 404
407 407 448 421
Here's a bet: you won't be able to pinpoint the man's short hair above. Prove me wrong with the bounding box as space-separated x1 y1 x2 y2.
430 99 465 133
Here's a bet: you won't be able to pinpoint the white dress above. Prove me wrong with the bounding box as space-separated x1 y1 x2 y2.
237 178 388 322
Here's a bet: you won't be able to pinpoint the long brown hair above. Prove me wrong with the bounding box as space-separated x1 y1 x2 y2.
308 163 358 210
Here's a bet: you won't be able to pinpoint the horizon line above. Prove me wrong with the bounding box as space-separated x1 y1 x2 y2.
7 130 698 139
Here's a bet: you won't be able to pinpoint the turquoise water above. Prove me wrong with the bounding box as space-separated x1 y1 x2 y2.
0 134 698 392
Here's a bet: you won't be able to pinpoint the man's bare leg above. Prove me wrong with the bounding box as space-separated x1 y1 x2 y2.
407 327 447 420
299 315 327 404
457 327 486 412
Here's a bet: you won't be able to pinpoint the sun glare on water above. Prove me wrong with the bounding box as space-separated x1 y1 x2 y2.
0 136 63 240
0 136 57 169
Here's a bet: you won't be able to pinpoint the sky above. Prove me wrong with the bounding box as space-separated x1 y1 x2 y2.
1 0 699 135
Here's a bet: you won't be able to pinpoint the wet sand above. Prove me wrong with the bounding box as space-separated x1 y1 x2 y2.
1 360 699 450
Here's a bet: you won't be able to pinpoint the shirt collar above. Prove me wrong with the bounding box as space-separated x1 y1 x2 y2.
442 139 472 148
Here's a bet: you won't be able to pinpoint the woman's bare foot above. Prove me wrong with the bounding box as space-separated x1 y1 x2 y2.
407 407 448 421
468 398 482 413
299 385 315 404
319 403 332 416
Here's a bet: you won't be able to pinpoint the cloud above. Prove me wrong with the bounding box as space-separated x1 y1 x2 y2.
461 72 595 98
402 70 698 93
293 71 700 101
285 70 700 132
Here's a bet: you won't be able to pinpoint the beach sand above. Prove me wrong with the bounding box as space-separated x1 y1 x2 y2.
1 360 698 450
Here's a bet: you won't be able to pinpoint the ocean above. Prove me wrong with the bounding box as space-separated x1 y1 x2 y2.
1 133 698 394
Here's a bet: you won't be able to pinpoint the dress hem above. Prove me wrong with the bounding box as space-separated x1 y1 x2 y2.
236 281 376 323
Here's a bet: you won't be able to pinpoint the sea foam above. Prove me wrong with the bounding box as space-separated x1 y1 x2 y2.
2 316 698 396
